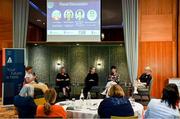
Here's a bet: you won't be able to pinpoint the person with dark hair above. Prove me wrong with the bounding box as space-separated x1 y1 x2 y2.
145 84 180 119
98 84 134 118
24 66 36 84
56 67 71 99
107 66 120 83
36 88 67 118
83 67 99 98
14 84 37 118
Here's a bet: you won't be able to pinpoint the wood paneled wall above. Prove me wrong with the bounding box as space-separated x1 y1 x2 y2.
0 0 13 48
0 0 13 97
178 0 180 77
138 0 177 98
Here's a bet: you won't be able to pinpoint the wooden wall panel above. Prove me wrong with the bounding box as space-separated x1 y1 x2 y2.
0 0 13 97
178 0 180 77
0 0 13 48
139 0 177 98
141 15 172 41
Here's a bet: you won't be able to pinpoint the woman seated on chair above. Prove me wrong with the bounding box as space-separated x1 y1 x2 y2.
24 66 36 84
36 88 67 118
56 67 71 99
139 66 152 87
145 84 180 119
14 84 37 118
24 66 48 93
98 84 134 118
83 66 99 98
107 66 120 84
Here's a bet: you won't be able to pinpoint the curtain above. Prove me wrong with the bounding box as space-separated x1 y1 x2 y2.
122 0 138 83
13 0 29 48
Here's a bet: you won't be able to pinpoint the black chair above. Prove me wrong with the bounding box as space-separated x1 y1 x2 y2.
34 88 44 99
90 86 100 98
137 80 153 102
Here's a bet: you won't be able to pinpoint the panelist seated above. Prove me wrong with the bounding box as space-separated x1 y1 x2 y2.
107 66 120 84
139 66 152 87
24 66 48 93
56 67 71 99
24 66 36 84
83 67 99 98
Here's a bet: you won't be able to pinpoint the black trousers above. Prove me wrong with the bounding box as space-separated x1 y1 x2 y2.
83 85 93 98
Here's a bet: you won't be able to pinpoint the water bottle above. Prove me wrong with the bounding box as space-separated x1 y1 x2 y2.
86 92 91 108
87 92 91 100
79 89 84 101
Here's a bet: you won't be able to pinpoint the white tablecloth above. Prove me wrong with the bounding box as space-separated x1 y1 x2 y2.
56 99 144 119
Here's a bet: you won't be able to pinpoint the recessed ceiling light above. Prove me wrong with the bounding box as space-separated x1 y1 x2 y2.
36 19 41 22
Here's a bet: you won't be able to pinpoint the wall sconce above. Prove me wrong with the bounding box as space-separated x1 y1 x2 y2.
101 33 105 40
56 60 64 69
96 59 103 69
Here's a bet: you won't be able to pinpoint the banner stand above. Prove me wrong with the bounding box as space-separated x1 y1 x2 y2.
2 48 25 105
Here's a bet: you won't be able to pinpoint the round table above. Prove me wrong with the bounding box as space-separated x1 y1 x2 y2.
56 99 144 119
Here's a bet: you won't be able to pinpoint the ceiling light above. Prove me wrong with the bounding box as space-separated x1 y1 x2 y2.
36 19 41 22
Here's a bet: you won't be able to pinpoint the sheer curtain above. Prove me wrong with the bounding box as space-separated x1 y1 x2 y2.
13 0 29 48
122 0 138 83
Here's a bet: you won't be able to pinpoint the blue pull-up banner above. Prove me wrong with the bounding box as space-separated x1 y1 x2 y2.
2 48 25 105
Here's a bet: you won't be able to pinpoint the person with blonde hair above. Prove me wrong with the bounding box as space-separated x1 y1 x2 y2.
98 84 134 118
56 67 71 99
36 88 67 118
83 66 99 98
139 66 152 86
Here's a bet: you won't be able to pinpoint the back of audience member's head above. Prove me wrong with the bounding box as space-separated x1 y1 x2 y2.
108 84 125 97
19 84 34 97
161 84 180 109
44 88 57 115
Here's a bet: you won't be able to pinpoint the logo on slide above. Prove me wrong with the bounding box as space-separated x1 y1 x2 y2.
87 10 97 21
64 9 74 21
51 10 61 21
75 9 85 21
7 57 12 63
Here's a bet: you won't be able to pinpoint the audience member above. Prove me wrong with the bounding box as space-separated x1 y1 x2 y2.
36 88 67 118
98 84 134 118
14 84 37 118
145 84 180 119
83 67 99 98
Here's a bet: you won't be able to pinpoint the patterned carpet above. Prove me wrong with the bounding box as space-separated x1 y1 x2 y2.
0 99 18 119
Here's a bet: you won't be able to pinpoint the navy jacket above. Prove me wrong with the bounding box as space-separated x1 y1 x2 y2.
14 95 37 118
98 96 134 118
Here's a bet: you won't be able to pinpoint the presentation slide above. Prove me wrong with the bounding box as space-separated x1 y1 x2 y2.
47 0 101 42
